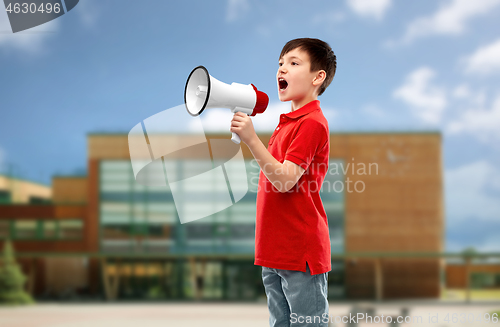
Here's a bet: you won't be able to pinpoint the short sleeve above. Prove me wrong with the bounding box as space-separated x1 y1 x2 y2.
284 118 327 171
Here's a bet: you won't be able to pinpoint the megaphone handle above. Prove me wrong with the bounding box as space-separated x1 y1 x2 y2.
231 132 241 144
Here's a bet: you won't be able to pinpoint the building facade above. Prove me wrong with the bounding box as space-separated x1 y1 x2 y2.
0 132 444 300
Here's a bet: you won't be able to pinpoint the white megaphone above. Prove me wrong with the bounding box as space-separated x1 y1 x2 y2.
184 65 269 144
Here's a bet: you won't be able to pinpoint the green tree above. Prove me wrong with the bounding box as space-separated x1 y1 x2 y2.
0 239 34 305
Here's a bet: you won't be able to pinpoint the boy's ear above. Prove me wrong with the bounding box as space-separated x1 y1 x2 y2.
312 70 326 87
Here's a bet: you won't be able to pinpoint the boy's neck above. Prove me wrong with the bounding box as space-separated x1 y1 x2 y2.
291 94 318 112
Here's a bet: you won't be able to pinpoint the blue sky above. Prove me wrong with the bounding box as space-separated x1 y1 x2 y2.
1 0 499 252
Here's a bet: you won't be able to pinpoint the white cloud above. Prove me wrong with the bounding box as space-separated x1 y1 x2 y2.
362 104 386 118
0 3 60 54
226 0 250 23
451 83 486 105
393 67 447 124
321 105 339 123
346 0 392 20
452 84 471 99
464 38 500 75
447 94 500 143
445 160 500 222
399 0 500 44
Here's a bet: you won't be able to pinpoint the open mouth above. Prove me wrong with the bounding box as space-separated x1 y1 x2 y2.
278 77 288 91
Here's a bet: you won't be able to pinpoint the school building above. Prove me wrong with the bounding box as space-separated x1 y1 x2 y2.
0 131 446 301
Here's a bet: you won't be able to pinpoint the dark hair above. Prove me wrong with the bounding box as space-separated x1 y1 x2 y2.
279 38 336 96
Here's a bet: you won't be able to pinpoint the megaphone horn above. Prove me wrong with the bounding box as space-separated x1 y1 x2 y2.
184 65 269 144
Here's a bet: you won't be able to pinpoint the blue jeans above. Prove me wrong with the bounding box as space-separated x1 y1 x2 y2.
262 262 329 327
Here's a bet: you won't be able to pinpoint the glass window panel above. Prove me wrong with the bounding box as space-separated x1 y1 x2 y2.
15 220 37 239
43 221 57 239
102 239 133 253
229 214 255 224
147 184 170 192
162 160 178 182
181 201 228 218
227 177 248 193
147 224 176 239
101 213 130 224
186 223 213 239
247 178 260 193
131 204 148 223
101 161 132 172
147 202 176 213
102 224 132 239
182 175 228 192
101 182 131 192
0 190 11 204
227 239 254 247
101 202 130 214
139 171 169 186
59 220 83 239
132 183 147 192
98 156 345 256
144 239 173 252
101 171 131 183
324 202 344 212
100 192 130 202
229 224 255 239
224 160 249 191
182 160 212 174
101 202 130 224
145 191 173 202
227 204 255 223
230 203 256 215
147 212 176 224
146 203 176 223
132 203 148 212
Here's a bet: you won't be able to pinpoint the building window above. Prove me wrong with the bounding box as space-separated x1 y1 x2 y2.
0 190 11 204
471 272 500 289
43 221 58 239
98 159 345 256
59 220 83 239
102 224 131 240
14 220 38 239
0 219 83 241
29 196 51 204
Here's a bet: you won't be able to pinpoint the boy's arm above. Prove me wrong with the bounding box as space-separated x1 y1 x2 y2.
247 138 305 193
230 112 305 193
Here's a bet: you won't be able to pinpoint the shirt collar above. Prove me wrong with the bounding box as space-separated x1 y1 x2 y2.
283 100 320 120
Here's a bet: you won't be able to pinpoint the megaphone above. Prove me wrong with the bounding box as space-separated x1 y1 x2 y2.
184 65 269 144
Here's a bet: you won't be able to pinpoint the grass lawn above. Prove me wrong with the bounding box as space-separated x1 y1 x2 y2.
442 288 500 301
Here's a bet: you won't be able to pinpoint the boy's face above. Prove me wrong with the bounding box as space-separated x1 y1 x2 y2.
277 47 319 103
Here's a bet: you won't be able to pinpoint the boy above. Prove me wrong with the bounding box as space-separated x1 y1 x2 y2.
230 38 336 326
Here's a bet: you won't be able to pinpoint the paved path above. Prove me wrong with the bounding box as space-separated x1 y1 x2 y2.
0 302 499 327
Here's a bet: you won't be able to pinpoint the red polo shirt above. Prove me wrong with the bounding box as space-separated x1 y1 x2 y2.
254 100 331 275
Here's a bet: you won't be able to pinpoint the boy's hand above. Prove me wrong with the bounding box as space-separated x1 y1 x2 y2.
230 112 256 146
